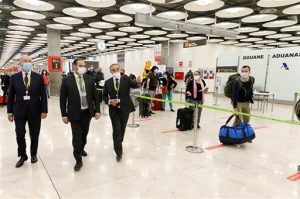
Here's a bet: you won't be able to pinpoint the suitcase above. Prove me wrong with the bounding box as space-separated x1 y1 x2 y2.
152 94 162 111
176 108 194 131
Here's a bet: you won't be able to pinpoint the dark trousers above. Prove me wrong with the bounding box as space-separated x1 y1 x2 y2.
70 109 92 161
15 114 41 157
110 110 130 156
1 89 8 106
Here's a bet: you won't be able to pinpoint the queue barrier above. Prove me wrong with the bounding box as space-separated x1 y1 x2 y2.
134 94 300 126
97 89 108 116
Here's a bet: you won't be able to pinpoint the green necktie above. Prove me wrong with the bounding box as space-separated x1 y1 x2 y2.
78 77 87 107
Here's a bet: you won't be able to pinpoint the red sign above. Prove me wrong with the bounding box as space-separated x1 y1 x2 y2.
179 61 183 67
48 56 62 72
155 55 161 62
175 72 184 80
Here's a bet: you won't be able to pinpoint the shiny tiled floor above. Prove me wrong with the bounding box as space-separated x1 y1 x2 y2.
0 93 300 199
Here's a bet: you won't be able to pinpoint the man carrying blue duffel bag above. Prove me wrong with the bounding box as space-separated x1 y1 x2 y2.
219 115 256 145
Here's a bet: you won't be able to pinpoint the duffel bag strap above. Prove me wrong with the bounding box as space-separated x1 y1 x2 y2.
225 115 235 125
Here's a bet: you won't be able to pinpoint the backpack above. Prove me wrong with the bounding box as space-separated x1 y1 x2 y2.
224 73 241 98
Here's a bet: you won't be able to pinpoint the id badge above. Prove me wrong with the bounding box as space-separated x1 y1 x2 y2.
23 96 30 101
80 92 87 97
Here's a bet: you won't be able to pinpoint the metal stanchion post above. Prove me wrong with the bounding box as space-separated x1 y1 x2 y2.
127 111 140 128
292 92 297 121
101 101 108 116
185 103 204 153
213 86 220 106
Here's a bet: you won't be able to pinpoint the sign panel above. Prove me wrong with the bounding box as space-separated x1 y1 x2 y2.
48 56 62 72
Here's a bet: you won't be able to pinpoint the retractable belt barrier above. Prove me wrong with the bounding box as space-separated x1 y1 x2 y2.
134 94 300 126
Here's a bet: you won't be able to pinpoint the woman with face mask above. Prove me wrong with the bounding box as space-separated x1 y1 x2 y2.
41 70 50 98
145 66 160 114
186 71 209 128
160 72 177 112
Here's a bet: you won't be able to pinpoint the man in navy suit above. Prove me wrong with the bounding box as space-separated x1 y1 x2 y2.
7 55 48 168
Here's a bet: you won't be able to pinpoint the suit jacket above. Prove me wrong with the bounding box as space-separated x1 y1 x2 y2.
7 72 48 119
60 73 100 121
103 75 138 118
0 74 10 91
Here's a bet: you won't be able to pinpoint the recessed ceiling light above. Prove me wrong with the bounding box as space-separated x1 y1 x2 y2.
53 17 83 25
241 14 278 23
89 21 115 29
8 25 35 31
187 17 215 25
216 7 253 18
102 14 133 23
9 19 39 26
257 0 300 8
281 25 300 32
47 24 73 30
157 11 187 20
144 30 167 36
184 0 224 12
13 0 55 11
120 3 155 14
75 0 116 8
11 10 46 19
63 7 97 18
78 28 102 34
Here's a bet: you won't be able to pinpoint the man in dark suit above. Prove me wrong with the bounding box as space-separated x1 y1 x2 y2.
60 59 101 171
7 55 48 168
103 63 141 161
0 67 10 107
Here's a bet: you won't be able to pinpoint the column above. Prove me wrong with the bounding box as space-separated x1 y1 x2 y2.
47 28 61 96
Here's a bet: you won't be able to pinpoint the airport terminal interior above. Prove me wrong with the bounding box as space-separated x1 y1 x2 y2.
1 0 300 198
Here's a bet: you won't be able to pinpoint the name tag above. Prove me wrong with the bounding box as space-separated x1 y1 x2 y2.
80 92 87 97
23 96 30 101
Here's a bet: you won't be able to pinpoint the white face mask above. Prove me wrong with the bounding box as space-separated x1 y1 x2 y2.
194 75 200 80
113 72 121 79
77 67 86 75
154 69 159 73
1 72 4 76
241 72 249 79
164 75 168 79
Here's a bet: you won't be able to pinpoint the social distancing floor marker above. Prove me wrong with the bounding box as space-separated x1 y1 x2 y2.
287 173 300 181
206 144 225 150
136 118 153 122
161 129 179 133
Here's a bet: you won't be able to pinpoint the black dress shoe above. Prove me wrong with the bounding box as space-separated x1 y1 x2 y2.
197 125 201 129
82 150 88 157
150 111 155 114
16 156 28 168
116 155 122 162
31 155 38 164
74 161 83 171
171 109 175 112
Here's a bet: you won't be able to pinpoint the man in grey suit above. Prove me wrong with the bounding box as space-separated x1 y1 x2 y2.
60 59 101 171
103 63 141 161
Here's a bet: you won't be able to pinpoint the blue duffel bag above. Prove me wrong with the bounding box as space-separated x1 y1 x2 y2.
219 115 256 145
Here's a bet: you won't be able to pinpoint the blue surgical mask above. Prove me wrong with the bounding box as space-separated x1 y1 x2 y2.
241 72 249 79
22 63 32 72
